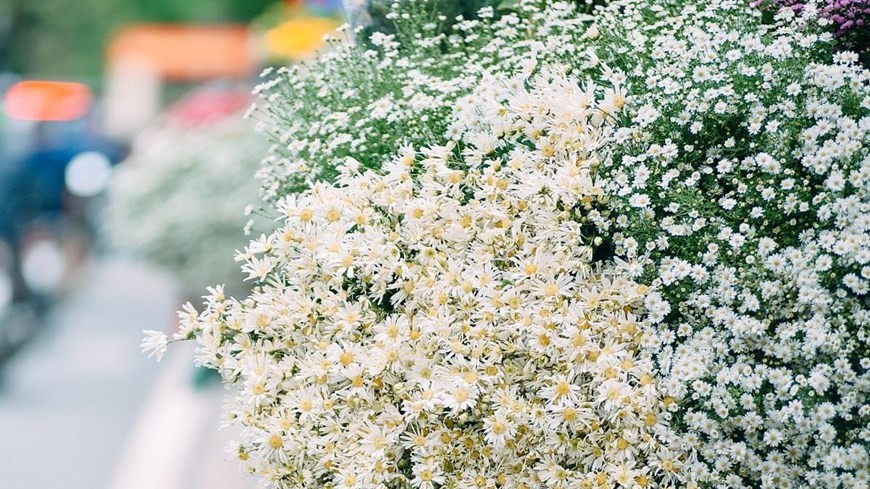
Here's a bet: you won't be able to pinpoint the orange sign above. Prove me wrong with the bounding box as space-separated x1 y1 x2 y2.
4 81 92 121
107 25 253 81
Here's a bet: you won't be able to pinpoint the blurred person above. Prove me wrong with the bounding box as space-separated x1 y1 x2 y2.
0 114 126 312
17 120 125 224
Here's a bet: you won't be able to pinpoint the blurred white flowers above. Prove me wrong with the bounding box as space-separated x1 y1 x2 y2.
106 105 267 292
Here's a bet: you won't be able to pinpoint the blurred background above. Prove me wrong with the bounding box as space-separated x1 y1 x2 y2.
0 1 343 487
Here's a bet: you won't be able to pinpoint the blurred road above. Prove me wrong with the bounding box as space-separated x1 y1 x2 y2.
0 257 176 488
0 257 254 489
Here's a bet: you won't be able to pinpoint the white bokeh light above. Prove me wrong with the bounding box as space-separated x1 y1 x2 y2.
21 240 65 294
65 151 112 197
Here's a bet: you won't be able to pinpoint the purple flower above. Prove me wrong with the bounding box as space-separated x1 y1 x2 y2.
761 0 870 39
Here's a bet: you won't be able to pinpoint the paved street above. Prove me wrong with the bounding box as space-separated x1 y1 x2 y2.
0 257 254 489
0 257 176 488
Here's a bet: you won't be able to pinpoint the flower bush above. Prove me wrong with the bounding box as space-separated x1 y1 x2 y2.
144 1 869 488
177 71 700 488
760 0 869 39
108 113 266 292
585 2 870 486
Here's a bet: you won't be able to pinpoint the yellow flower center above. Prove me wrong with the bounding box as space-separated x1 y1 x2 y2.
454 388 469 403
563 407 578 422
340 351 354 366
386 324 399 338
613 94 625 109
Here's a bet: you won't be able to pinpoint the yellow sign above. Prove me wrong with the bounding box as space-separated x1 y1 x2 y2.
264 16 341 60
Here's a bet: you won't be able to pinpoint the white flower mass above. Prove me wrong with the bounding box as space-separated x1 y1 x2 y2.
107 114 266 292
153 1 869 488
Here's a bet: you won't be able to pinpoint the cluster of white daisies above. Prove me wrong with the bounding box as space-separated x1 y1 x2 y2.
143 1 868 488
249 1 596 203
587 2 869 487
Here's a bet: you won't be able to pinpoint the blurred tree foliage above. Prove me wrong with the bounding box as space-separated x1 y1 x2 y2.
0 0 274 79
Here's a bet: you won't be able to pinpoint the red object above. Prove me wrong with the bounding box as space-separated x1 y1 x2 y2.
4 81 92 121
168 88 251 124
